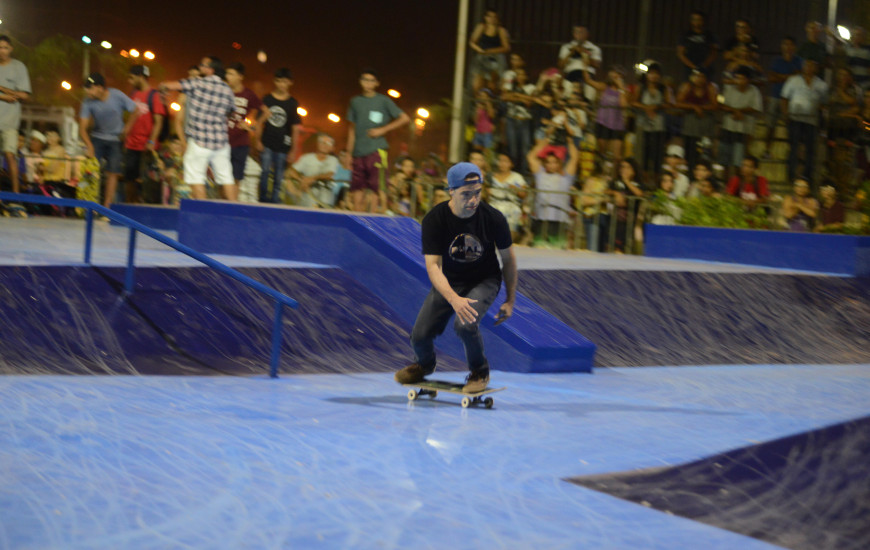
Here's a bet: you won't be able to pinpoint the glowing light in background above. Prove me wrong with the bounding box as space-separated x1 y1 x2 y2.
100 40 112 49
387 89 401 98
144 51 155 60
61 81 72 91
416 108 430 119
170 102 181 112
257 50 267 63
297 107 308 117
129 48 140 58
327 113 341 123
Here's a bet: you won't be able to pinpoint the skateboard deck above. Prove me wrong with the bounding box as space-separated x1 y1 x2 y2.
403 379 505 409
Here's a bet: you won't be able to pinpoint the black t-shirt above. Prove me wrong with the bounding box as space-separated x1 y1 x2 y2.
680 30 718 67
421 200 511 286
261 94 301 153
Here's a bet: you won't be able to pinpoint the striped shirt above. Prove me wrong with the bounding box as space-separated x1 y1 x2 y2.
180 75 235 150
845 43 870 91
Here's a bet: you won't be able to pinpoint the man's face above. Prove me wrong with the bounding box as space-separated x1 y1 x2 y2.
316 137 334 154
469 153 486 171
572 26 588 42
734 73 749 90
699 180 714 196
225 69 242 88
781 39 796 56
806 21 821 40
359 73 378 94
803 60 818 77
0 40 12 62
740 159 756 178
401 159 415 175
690 14 704 31
199 58 214 76
274 77 292 93
127 74 145 90
693 164 711 182
85 85 104 99
450 182 483 218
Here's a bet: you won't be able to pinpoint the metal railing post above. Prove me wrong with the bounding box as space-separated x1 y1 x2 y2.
124 227 137 293
269 301 284 378
84 209 94 264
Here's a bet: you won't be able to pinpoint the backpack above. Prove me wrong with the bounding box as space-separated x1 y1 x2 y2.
147 89 172 143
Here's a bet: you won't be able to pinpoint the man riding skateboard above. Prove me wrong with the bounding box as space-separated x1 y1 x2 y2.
395 161 518 393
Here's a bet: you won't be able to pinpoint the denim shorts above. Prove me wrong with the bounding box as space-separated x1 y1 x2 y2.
92 138 122 174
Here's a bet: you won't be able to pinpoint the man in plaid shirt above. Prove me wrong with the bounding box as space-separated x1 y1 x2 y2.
160 56 236 200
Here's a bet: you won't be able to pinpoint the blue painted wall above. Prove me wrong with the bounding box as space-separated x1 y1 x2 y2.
178 201 596 373
110 204 179 231
645 225 870 276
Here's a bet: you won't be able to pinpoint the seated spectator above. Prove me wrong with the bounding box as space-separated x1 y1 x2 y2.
764 36 803 156
781 177 819 231
677 10 718 79
488 152 528 242
816 184 846 232
662 144 689 197
675 69 718 171
288 133 340 208
527 138 579 237
631 63 671 181
725 155 769 207
23 130 47 186
388 156 419 216
687 159 719 198
583 64 628 161
502 67 536 173
719 66 763 178
558 25 602 100
781 59 828 186
647 172 681 225
468 9 511 93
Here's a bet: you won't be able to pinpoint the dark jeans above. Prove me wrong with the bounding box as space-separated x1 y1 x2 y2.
259 147 287 203
411 277 501 372
787 120 818 184
505 117 531 173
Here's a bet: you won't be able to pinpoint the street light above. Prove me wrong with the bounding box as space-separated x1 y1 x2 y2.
61 81 72 90
143 51 155 61
100 40 112 49
327 113 341 123
297 107 308 117
416 107 430 119
81 35 92 44
129 48 140 58
387 89 400 98
170 102 181 112
838 25 852 41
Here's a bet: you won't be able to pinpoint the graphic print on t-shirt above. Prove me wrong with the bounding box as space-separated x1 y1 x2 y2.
268 105 287 128
448 234 483 263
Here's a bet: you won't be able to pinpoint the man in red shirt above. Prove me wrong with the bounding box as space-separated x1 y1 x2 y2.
725 154 768 207
124 64 165 203
225 62 263 193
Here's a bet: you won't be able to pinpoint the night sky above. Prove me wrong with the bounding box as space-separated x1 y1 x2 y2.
13 0 459 134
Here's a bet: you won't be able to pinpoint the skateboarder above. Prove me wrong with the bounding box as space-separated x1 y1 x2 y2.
395 161 517 393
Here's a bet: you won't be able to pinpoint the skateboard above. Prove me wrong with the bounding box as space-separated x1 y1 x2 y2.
403 379 505 409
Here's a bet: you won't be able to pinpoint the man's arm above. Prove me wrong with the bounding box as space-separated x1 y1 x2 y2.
79 117 94 157
345 121 356 167
287 124 302 162
159 80 184 93
564 139 580 177
424 254 478 325
495 246 517 326
368 111 410 138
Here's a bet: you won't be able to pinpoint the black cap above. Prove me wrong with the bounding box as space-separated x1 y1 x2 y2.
129 64 150 77
84 72 106 88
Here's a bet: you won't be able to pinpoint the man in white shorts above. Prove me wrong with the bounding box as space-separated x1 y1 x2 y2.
160 56 236 200
0 35 31 195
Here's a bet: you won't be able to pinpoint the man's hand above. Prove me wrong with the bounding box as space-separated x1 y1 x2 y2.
494 302 514 326
450 296 479 325
86 145 95 158
367 127 386 138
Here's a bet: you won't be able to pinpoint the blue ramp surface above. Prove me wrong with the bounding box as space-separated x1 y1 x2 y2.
0 265 468 376
178 201 595 372
519 270 870 367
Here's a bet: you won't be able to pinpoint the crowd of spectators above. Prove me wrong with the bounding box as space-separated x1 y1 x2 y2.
2 12 870 250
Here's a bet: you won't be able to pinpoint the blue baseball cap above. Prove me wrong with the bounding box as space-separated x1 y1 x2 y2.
447 162 482 190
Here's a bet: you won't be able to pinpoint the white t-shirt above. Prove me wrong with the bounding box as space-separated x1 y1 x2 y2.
721 84 762 134
292 152 339 178
558 40 602 74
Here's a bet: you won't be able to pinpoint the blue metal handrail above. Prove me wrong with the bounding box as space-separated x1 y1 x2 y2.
1 192 298 378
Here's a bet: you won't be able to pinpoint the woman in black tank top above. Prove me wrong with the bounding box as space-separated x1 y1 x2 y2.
469 10 511 92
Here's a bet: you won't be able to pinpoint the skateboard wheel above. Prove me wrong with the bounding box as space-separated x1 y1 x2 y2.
461 396 471 408
407 389 418 401
484 397 494 409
